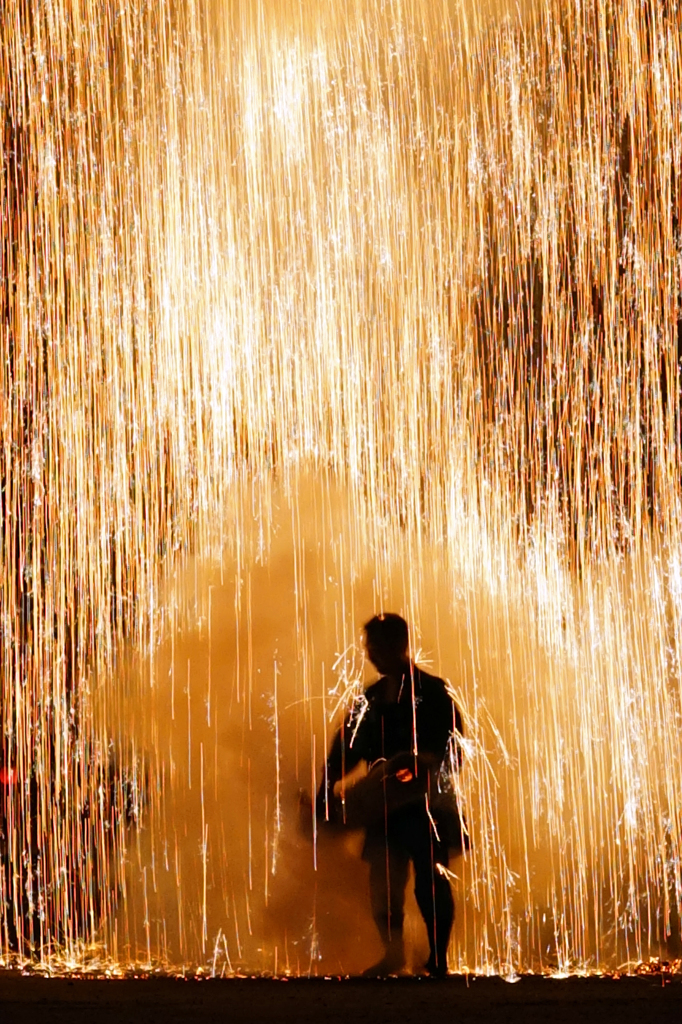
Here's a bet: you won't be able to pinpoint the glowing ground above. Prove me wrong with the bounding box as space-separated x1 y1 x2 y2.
1 972 682 1024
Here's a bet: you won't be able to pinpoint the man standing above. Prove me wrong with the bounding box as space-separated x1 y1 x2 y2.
316 613 464 977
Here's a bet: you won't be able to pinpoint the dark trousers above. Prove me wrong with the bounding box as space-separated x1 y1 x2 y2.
363 804 454 969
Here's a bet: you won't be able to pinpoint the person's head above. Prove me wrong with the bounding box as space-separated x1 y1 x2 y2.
363 613 410 674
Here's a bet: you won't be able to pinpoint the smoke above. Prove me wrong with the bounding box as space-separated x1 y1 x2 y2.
107 471 682 974
106 477 552 973
112 479 391 973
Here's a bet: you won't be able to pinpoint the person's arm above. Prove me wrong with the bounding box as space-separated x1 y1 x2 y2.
452 702 464 771
316 710 367 823
419 677 466 778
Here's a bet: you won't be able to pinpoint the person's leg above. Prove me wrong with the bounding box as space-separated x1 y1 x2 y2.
363 837 410 975
410 824 454 976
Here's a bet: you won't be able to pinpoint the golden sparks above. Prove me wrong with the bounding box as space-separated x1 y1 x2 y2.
2 0 682 976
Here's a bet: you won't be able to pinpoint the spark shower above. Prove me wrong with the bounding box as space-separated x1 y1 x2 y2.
2 0 682 976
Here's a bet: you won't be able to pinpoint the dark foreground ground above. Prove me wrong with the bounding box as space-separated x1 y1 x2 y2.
2 972 682 1024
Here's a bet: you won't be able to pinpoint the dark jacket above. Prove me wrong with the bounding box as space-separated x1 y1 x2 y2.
319 664 462 809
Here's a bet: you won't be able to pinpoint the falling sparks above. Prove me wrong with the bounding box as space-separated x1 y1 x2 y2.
2 0 682 978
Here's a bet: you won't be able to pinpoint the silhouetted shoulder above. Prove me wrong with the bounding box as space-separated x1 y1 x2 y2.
414 667 462 733
413 666 450 697
364 679 383 702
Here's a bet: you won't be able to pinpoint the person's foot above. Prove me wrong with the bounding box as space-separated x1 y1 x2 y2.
362 939 406 977
423 952 448 978
362 955 406 977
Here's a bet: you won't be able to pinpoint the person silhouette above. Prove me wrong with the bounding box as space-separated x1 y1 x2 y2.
316 613 465 977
